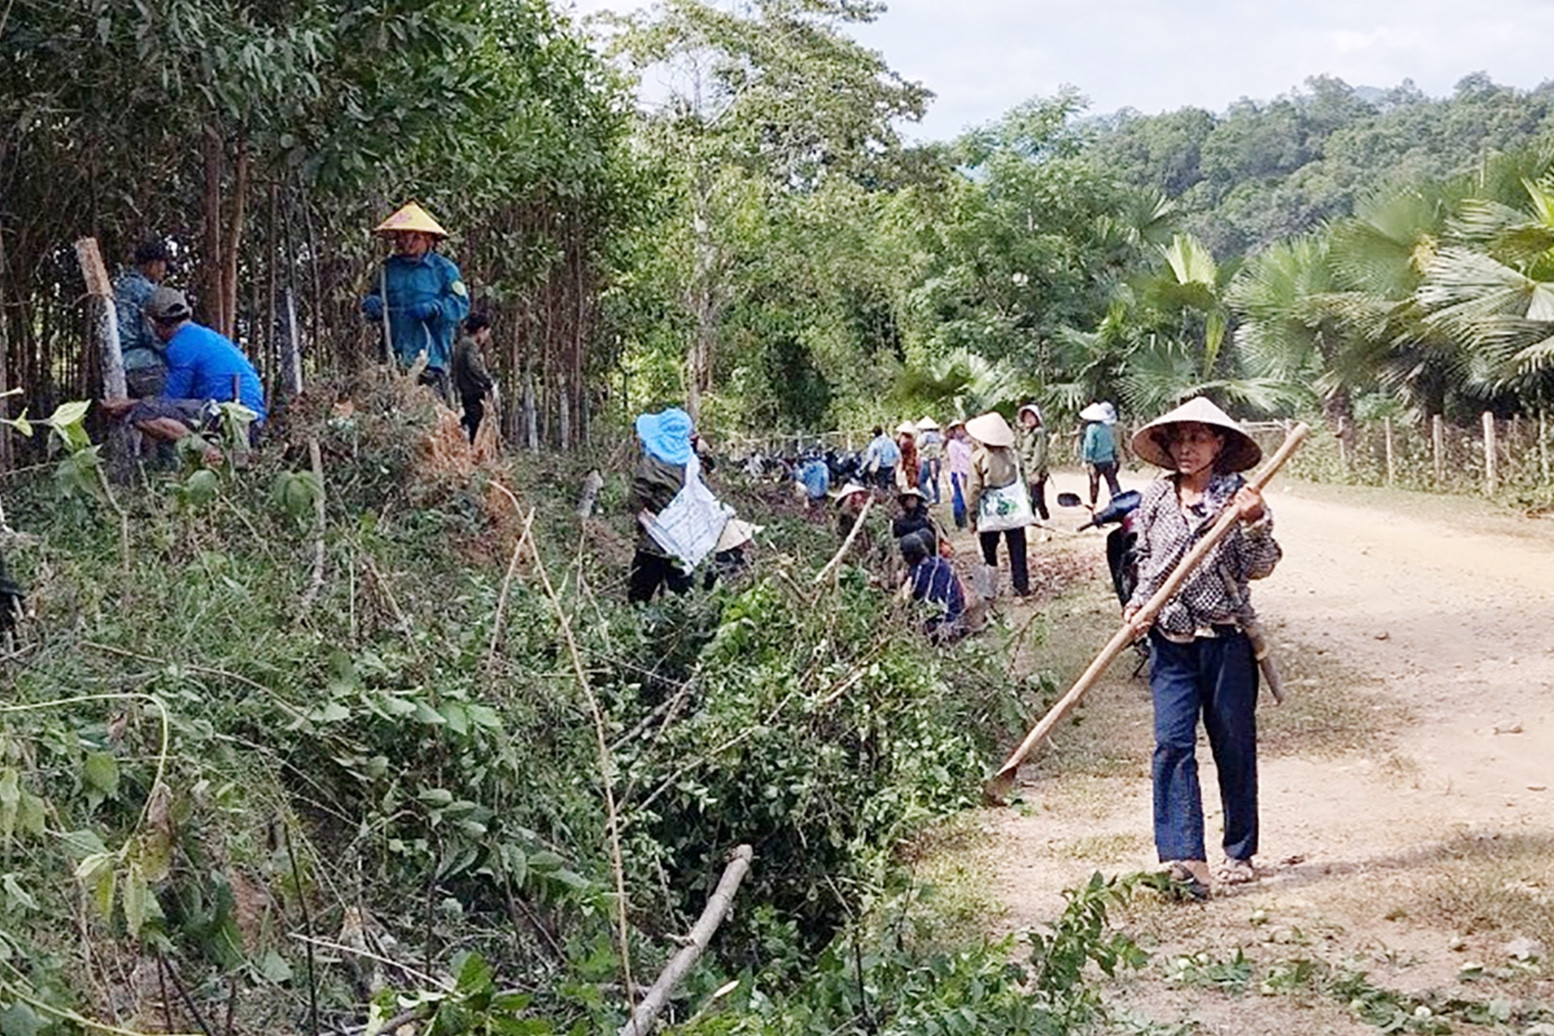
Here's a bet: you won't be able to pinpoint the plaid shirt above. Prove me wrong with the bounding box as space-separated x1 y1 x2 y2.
1126 473 1281 636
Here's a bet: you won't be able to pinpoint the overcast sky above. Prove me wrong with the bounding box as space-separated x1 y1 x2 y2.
565 0 1554 140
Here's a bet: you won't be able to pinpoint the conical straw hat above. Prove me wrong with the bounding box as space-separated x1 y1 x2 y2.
895 420 918 436
1078 402 1109 422
915 416 940 430
374 201 450 238
1130 396 1262 473
965 411 1015 448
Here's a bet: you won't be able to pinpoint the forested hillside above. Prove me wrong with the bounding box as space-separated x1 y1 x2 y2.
1088 74 1554 255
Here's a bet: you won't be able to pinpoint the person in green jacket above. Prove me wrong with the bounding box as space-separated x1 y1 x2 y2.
451 312 495 442
1080 401 1122 506
1016 403 1050 521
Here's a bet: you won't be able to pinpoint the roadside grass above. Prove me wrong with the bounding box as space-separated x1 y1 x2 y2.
896 812 1008 946
1411 832 1554 951
1013 532 1386 780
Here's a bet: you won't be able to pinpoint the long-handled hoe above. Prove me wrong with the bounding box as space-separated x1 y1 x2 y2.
984 423 1309 805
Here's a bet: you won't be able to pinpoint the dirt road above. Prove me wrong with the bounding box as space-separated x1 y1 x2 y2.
983 476 1554 1032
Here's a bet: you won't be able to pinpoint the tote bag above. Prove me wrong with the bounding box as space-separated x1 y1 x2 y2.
641 455 733 570
977 475 1033 532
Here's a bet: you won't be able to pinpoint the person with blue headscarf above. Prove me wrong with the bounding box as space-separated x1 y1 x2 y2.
628 407 697 603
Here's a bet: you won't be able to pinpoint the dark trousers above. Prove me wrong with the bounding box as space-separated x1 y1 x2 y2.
627 549 693 604
978 526 1029 595
950 473 967 529
461 394 485 443
1088 461 1121 505
875 465 895 491
1027 475 1050 521
1148 630 1259 864
919 459 941 503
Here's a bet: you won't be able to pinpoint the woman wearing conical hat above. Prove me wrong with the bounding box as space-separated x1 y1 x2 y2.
964 411 1031 597
1121 397 1282 899
361 201 471 404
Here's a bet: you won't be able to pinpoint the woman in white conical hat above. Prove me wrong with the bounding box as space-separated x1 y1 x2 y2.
1120 396 1281 899
964 411 1031 597
1079 401 1121 506
914 416 945 504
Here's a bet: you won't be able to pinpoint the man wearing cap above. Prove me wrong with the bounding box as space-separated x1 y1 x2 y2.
113 238 174 397
361 202 470 403
1122 397 1281 898
102 287 266 452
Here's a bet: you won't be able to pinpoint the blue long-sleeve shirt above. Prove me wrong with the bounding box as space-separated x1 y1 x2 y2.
162 322 267 421
861 433 901 473
362 251 470 371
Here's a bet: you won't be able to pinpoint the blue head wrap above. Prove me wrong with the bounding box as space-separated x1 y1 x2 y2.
635 407 695 465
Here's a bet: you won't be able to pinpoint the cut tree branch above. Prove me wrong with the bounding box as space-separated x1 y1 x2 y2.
617 844 753 1036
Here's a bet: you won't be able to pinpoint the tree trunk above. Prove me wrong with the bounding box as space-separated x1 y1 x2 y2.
201 123 225 332
221 140 250 341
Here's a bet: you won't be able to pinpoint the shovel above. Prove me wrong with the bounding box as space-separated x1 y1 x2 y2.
983 422 1308 805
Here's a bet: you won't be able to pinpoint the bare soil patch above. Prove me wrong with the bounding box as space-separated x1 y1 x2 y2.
946 469 1554 1032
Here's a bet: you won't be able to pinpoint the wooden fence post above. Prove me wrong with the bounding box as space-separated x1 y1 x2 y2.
1383 417 1395 486
1483 411 1497 496
74 238 133 482
1541 410 1549 482
1432 414 1444 485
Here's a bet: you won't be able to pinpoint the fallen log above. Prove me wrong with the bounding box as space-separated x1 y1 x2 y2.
618 844 754 1036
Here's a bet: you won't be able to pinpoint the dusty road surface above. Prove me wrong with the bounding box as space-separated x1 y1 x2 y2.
980 474 1554 1034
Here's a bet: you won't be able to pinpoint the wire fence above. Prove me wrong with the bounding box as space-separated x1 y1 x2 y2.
1240 414 1553 503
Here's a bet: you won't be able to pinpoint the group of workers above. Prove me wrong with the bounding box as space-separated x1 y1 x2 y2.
106 207 1278 902
105 201 495 456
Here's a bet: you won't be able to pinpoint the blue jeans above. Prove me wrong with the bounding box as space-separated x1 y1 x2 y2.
1149 629 1259 863
919 458 941 503
950 473 967 529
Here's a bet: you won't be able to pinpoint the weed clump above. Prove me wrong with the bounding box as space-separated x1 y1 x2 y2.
0 391 1036 1033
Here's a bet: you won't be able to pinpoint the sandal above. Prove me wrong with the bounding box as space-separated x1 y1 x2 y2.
1165 861 1211 902
1216 857 1257 886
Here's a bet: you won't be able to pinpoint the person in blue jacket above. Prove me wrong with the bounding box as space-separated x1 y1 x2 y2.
361 202 470 404
102 287 266 455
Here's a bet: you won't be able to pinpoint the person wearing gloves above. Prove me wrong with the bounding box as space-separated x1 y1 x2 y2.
1016 403 1050 522
916 417 944 503
1080 401 1122 506
1122 397 1282 900
361 202 471 403
965 411 1031 598
627 407 697 603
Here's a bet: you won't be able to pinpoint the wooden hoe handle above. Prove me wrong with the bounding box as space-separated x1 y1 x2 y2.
983 422 1309 804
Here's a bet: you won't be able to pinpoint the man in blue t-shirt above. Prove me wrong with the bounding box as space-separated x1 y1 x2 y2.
102 287 266 456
